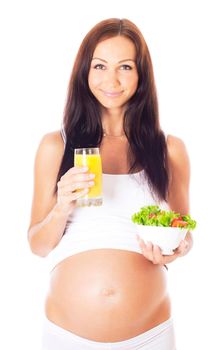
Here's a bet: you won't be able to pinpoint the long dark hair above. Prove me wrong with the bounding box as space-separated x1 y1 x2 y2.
56 18 169 201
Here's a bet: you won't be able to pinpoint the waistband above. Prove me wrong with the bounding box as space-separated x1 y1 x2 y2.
43 316 175 349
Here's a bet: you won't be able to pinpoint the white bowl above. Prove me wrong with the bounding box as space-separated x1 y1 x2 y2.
135 224 188 255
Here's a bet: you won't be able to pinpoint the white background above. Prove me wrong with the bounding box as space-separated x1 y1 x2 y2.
0 0 223 349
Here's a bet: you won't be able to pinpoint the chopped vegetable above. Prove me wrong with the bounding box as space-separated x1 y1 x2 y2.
131 205 196 230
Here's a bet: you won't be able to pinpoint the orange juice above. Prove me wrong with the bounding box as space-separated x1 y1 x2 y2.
74 148 103 206
75 154 102 198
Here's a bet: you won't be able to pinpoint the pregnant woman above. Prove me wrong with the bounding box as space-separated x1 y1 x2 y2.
28 18 193 350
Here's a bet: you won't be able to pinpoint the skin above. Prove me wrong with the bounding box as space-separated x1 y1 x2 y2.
88 36 139 122
28 36 192 341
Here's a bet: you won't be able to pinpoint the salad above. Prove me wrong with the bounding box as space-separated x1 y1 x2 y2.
132 205 197 230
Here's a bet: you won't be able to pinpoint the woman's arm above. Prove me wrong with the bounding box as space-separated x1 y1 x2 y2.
137 135 193 264
27 131 69 257
28 131 94 257
166 134 193 256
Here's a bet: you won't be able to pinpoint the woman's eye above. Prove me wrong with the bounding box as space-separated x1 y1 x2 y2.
120 65 132 70
93 64 106 70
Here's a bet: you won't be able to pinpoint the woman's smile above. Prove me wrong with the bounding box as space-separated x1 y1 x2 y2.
101 89 124 97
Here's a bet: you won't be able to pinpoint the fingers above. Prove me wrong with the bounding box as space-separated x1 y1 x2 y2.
151 245 164 264
67 188 89 202
57 166 95 194
66 166 89 175
174 240 189 256
136 235 179 265
56 166 96 214
136 235 156 263
58 180 94 194
59 167 95 188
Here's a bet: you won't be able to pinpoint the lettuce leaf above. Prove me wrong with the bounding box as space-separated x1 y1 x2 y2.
131 205 197 230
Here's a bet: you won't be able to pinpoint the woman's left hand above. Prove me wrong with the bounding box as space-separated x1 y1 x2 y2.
136 235 189 265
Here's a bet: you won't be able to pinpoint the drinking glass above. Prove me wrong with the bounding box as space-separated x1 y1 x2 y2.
74 147 103 207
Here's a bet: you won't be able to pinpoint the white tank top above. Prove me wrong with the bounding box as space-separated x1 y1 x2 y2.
47 169 169 271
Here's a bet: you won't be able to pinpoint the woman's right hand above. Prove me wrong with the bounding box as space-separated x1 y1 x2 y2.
56 166 95 214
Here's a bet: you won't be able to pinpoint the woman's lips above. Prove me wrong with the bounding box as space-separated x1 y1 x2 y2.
101 90 123 97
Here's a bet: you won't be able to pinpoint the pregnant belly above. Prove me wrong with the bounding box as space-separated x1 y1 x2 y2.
45 249 171 342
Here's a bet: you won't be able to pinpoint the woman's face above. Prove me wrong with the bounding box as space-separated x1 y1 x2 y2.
88 36 139 111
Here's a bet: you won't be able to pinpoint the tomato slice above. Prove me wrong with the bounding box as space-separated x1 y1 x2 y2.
171 218 188 227
148 213 157 218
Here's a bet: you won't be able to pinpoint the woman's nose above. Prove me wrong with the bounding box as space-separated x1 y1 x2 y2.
104 69 120 88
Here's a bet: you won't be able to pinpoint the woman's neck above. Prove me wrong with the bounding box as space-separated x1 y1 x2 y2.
101 108 125 137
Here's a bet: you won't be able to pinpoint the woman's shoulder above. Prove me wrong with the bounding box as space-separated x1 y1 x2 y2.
40 130 64 147
38 130 64 152
166 134 190 168
35 130 65 164
166 134 187 156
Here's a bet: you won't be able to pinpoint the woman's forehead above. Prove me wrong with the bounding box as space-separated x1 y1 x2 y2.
92 36 136 62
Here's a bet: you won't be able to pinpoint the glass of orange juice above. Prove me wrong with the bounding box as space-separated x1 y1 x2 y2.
74 147 103 207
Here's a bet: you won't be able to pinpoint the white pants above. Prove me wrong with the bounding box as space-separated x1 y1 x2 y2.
42 317 176 350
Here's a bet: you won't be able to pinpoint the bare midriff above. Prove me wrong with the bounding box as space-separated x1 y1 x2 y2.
45 249 171 342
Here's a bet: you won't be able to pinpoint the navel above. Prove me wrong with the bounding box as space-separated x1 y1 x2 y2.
101 287 116 297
